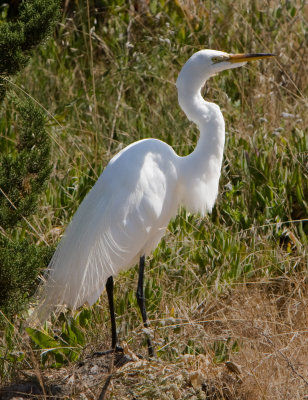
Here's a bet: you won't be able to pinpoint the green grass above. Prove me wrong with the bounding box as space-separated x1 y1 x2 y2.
0 0 307 394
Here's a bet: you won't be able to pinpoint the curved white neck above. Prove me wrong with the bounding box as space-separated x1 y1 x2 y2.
176 77 226 215
177 82 225 161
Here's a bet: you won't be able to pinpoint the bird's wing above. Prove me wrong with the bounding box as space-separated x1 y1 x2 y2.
34 140 178 321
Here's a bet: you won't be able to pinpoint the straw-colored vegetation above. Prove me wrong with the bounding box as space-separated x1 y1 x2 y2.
0 0 307 398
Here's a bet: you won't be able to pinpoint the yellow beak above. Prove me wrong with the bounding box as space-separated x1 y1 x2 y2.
228 53 275 63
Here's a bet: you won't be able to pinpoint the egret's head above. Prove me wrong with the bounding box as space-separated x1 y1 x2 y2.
176 49 275 92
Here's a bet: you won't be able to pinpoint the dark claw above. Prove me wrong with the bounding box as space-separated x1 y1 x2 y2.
92 345 123 357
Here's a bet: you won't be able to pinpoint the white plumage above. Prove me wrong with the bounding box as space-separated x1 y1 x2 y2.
34 49 274 322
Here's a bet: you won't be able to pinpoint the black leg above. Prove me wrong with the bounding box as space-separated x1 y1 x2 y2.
136 255 155 357
106 275 117 349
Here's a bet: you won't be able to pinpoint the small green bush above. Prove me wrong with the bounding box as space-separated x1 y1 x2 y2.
0 0 60 320
0 237 53 318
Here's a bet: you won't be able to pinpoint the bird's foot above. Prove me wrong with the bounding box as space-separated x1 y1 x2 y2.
92 345 124 357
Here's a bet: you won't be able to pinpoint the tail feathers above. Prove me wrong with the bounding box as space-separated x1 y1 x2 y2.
28 221 136 325
27 273 71 327
28 179 146 326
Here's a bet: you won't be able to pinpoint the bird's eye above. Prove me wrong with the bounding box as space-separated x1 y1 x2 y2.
212 55 229 64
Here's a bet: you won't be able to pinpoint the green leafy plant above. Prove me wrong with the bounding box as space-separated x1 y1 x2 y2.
27 309 91 367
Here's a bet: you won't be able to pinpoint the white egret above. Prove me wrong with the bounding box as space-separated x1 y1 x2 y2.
35 50 274 356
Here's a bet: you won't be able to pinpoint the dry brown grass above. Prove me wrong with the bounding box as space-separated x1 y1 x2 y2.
101 275 308 399
197 276 308 399
1 275 306 399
